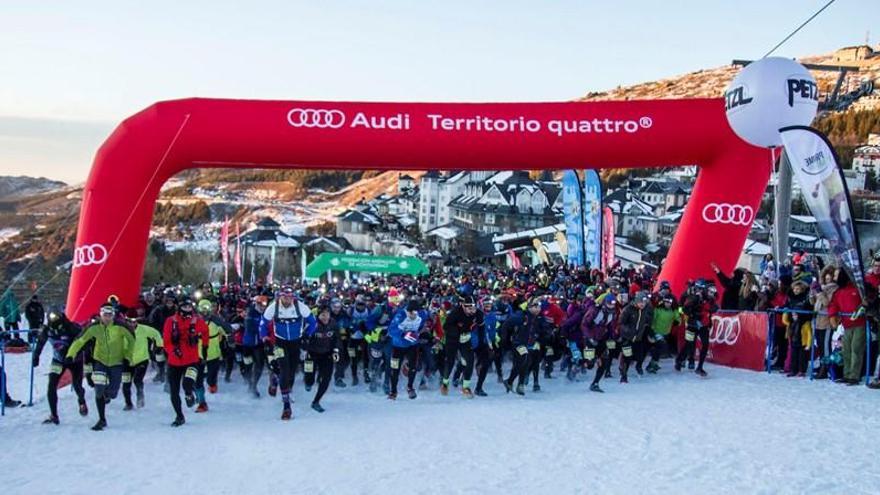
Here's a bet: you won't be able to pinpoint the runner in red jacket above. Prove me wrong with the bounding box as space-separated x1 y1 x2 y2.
162 298 209 427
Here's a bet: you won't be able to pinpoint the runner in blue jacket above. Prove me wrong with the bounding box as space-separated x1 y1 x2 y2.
387 299 427 400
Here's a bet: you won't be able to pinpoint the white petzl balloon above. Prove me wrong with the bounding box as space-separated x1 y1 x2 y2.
724 57 818 148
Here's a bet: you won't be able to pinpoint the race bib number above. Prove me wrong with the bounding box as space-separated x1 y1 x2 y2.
685 330 696 342
185 367 198 381
50 363 63 374
585 348 596 360
606 340 617 350
304 361 314 373
348 348 357 357
243 356 254 365
516 346 528 356
459 332 472 344
155 353 166 363
370 349 384 359
533 343 540 351
92 372 108 385
545 348 554 357
390 358 400 370
274 347 286 359
121 372 132 384
84 363 93 374
622 346 633 358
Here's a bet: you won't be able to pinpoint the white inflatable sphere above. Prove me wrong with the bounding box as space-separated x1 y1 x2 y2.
724 57 818 148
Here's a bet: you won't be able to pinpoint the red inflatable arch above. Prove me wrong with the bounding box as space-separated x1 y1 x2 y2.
66 98 768 321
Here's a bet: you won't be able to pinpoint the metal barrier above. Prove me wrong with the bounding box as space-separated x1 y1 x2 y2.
0 330 36 416
746 308 870 385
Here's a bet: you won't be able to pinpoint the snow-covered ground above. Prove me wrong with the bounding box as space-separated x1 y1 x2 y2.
2 348 880 494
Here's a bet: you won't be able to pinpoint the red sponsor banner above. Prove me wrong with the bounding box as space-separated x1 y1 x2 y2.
705 311 768 372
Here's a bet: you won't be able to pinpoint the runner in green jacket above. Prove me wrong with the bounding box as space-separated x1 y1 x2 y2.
66 304 135 431
123 319 163 410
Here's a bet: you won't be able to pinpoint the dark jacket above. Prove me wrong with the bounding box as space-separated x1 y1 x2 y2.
618 302 653 342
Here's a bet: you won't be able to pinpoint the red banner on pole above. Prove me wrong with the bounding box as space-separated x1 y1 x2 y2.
220 216 229 286
705 311 768 372
234 222 243 281
601 206 615 272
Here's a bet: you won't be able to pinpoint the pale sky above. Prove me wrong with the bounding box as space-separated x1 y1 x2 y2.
0 0 875 183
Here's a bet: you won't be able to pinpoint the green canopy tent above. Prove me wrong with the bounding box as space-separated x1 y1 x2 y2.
305 252 429 279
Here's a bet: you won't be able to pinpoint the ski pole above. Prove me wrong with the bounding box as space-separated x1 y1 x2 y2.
1 335 6 417
866 319 871 386
28 341 35 407
809 316 816 381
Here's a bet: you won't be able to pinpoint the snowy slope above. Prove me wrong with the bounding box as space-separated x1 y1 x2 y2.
2 348 880 495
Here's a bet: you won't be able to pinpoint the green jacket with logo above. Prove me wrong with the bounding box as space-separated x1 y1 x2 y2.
67 322 134 367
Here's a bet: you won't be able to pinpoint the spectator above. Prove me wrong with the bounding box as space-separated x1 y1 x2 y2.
828 269 866 385
865 253 880 292
710 262 743 311
760 254 775 276
811 266 838 379
738 272 759 311
25 294 45 340
783 280 812 377
0 290 20 333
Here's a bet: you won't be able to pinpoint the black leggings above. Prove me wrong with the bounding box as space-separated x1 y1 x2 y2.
334 338 350 380
443 338 474 384
348 339 369 378
205 359 222 388
276 339 301 396
389 346 418 394
506 345 530 387
528 348 543 386
242 345 265 389
168 364 197 419
47 360 86 418
304 352 334 405
591 341 611 386
122 361 148 406
677 327 709 370
475 345 492 391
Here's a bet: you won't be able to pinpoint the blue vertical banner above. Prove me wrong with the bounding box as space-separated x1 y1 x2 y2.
583 170 603 270
562 170 585 266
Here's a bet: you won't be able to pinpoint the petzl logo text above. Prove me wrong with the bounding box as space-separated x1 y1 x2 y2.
786 79 818 107
287 108 346 129
725 86 753 111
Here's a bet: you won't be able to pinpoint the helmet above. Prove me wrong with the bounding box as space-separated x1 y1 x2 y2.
197 299 213 313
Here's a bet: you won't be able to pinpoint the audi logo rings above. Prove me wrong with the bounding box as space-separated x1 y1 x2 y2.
709 316 740 346
287 108 346 129
702 203 754 226
73 243 108 268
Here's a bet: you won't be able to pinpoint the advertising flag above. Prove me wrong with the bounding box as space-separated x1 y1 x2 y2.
234 222 243 281
602 206 615 272
220 216 229 286
561 170 585 266
583 170 603 270
780 126 867 301
267 245 276 285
